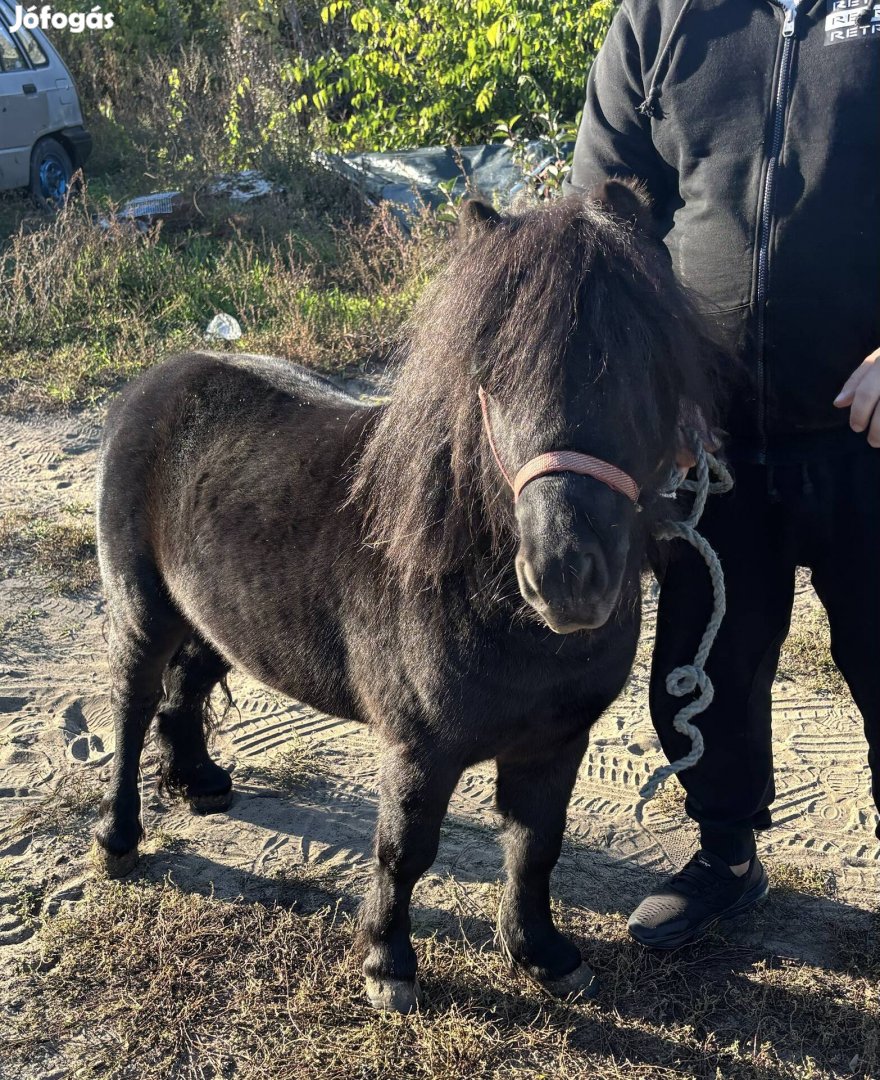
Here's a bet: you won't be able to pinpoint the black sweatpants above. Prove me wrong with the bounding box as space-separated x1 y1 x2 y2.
650 441 880 865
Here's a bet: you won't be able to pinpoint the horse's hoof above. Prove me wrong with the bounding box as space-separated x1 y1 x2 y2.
187 788 234 814
90 844 139 879
365 976 422 1014
537 961 598 1000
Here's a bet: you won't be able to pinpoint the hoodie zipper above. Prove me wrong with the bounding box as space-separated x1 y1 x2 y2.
755 3 797 464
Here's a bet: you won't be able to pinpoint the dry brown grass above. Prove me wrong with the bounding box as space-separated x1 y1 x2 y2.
769 862 836 899
0 193 444 409
778 598 849 700
0 508 98 594
11 770 104 839
2 877 878 1080
643 776 686 818
236 739 325 795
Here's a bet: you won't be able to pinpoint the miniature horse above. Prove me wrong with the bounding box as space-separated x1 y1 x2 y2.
94 182 720 1012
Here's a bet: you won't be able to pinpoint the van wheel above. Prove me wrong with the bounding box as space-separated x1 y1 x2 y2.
30 137 74 210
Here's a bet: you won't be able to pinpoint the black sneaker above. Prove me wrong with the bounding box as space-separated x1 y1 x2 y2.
627 850 769 950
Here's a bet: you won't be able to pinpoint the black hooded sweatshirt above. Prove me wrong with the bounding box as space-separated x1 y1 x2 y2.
564 0 880 463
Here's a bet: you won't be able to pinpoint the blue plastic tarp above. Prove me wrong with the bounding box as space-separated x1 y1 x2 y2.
323 141 564 213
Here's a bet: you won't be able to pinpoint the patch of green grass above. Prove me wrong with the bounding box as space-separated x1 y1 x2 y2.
0 510 98 593
58 499 94 517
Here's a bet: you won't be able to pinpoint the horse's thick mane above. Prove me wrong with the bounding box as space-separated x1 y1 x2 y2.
351 193 721 588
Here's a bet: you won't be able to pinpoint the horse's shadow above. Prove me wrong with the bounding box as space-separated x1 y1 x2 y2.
143 774 879 983
132 775 880 1072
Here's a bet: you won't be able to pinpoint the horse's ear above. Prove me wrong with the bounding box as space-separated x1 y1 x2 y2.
458 198 501 239
589 178 656 234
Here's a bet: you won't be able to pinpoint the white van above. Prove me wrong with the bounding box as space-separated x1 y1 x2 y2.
0 0 91 205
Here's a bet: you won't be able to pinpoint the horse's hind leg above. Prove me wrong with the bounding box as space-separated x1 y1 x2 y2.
94 567 187 877
496 732 597 998
154 637 233 813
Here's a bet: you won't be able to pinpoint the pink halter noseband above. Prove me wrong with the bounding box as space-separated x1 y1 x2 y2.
478 386 641 505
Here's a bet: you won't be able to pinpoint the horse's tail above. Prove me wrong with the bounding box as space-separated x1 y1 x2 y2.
154 639 235 797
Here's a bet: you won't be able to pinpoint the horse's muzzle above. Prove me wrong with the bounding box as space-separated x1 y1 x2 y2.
515 542 620 633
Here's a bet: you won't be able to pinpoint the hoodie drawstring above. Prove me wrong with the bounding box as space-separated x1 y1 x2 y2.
638 0 697 117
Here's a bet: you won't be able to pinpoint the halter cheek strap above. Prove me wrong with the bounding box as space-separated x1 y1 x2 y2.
477 386 641 505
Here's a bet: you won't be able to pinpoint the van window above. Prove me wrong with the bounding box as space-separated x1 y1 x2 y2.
15 26 48 67
0 24 27 71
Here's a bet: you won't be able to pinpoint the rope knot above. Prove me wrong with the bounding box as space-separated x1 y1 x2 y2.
637 94 659 118
665 664 707 699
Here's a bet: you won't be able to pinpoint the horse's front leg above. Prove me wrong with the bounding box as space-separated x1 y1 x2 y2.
496 731 597 998
361 744 461 1013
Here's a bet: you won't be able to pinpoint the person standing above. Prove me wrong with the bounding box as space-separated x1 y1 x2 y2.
564 0 880 946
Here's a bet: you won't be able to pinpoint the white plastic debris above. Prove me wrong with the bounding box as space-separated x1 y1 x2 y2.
96 190 186 231
118 191 182 219
205 313 242 341
207 170 280 203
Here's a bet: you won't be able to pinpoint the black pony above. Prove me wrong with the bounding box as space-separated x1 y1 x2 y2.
94 182 720 1012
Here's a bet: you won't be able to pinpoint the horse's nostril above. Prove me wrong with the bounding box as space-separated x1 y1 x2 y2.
517 556 541 601
569 547 609 598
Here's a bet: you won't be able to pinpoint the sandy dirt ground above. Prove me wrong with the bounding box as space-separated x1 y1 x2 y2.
1 400 878 1074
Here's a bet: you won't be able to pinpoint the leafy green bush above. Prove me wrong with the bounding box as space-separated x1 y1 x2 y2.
288 0 615 151
43 0 613 182
48 1 324 187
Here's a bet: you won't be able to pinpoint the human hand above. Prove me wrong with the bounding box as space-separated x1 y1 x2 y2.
834 347 880 448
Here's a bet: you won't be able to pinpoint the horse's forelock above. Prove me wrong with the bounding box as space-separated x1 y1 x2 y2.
352 197 721 588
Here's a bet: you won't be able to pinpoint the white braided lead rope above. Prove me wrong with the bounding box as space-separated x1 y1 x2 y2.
637 432 733 807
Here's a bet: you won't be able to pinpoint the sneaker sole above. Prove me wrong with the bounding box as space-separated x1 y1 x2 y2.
628 873 770 951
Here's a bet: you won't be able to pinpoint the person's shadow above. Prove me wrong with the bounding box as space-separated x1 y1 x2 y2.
138 763 880 991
